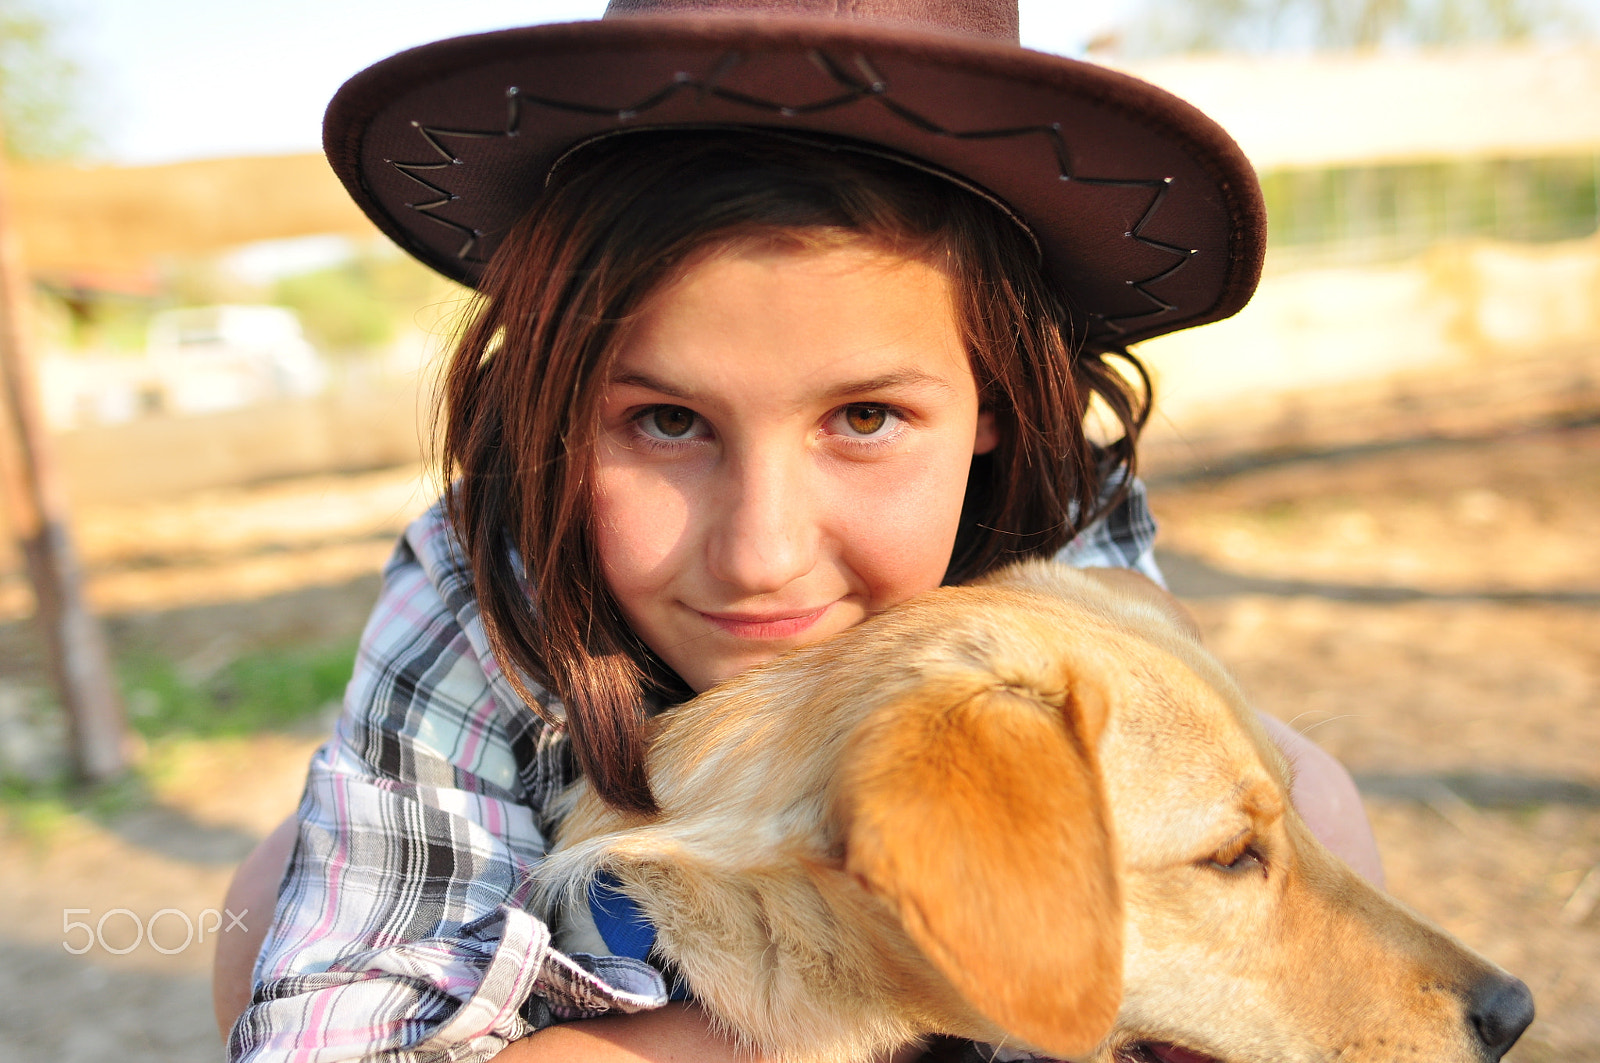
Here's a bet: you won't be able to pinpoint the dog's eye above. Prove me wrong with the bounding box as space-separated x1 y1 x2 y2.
1207 837 1266 876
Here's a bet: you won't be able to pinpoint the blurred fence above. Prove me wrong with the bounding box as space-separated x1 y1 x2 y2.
1134 230 1600 477
1262 152 1600 267
51 382 428 504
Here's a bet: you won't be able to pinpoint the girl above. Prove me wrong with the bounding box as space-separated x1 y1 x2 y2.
219 3 1383 1061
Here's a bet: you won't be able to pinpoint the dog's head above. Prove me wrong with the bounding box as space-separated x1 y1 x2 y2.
831 561 1533 1063
549 560 1533 1063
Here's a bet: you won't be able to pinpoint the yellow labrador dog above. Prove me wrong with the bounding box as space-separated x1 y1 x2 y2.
539 561 1533 1063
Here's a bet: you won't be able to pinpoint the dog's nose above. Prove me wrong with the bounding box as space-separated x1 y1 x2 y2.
1467 973 1535 1059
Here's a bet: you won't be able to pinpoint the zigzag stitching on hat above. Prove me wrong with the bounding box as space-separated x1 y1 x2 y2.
817 53 1195 333
387 48 1198 330
385 74 881 259
388 119 518 254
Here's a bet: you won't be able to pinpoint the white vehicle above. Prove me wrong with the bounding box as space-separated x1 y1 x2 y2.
146 305 327 415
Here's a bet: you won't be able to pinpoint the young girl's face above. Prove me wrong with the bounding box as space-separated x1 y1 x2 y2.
593 240 998 693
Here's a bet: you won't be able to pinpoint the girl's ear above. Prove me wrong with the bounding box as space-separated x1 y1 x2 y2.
973 409 1000 455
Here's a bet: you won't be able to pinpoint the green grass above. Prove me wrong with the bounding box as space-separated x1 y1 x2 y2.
119 639 358 739
0 758 153 844
2 639 356 828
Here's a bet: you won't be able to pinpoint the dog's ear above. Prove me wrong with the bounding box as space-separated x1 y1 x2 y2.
838 679 1122 1058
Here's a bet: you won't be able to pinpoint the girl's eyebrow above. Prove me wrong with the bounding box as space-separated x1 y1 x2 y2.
822 368 958 399
606 367 958 401
607 370 692 399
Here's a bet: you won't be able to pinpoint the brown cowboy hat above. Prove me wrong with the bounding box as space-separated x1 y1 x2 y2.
324 0 1265 345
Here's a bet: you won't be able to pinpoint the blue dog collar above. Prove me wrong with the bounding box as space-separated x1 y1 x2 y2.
587 871 658 961
588 870 690 1001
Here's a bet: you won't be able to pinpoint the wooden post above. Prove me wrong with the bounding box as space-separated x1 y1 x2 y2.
0 135 130 783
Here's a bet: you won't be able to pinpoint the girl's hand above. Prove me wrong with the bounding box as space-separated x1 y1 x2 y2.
494 1003 928 1061
491 1003 737 1062
1255 711 1386 888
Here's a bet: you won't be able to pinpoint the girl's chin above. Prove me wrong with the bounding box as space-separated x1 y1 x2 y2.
682 627 852 692
684 647 798 693
662 601 875 692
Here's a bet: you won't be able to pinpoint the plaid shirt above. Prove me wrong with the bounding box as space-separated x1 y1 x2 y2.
230 481 1161 1063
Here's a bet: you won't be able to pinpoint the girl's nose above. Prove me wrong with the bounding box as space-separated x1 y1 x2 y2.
705 452 819 595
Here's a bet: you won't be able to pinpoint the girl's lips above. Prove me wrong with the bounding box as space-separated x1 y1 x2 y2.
698 606 829 641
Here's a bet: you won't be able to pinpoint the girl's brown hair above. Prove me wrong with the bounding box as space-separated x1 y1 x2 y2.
441 131 1150 814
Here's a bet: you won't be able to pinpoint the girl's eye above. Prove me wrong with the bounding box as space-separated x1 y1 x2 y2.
834 404 899 438
636 405 701 441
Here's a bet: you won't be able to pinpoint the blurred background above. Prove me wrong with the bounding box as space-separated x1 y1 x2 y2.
0 0 1595 1059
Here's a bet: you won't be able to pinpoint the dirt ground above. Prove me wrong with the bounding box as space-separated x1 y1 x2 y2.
0 365 1596 1060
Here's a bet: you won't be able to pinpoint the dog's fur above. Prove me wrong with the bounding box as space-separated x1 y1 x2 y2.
538 561 1531 1062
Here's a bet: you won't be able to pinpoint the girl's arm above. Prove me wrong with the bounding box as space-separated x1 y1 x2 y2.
218 823 924 1062
492 1004 777 1062
491 1006 926 1062
1256 712 1386 887
229 507 671 1063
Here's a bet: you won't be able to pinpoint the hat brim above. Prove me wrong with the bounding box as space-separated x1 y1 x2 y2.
325 15 1265 345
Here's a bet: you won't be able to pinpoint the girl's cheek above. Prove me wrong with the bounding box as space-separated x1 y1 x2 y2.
593 465 694 579
837 441 973 605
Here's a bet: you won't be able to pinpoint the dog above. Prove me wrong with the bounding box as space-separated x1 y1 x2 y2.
538 561 1534 1063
